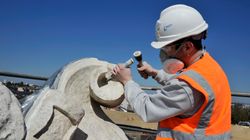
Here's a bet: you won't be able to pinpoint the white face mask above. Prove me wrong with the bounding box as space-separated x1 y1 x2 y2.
159 49 184 74
163 58 184 74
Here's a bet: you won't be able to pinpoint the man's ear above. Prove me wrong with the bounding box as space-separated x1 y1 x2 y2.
183 41 195 55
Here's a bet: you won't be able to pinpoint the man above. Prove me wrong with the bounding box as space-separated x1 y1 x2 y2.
112 4 231 140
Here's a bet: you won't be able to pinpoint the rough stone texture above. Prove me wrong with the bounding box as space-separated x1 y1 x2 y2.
0 82 26 140
24 58 127 140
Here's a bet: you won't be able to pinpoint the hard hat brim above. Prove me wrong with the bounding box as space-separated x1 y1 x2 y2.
151 40 174 49
151 22 208 49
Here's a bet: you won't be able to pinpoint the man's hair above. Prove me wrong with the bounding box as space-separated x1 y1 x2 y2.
189 39 203 50
174 31 207 50
174 38 203 50
190 30 207 50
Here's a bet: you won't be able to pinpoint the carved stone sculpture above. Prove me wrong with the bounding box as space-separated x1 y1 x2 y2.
0 82 26 140
24 58 128 140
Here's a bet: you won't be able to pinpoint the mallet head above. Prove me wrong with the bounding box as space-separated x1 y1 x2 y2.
133 51 142 62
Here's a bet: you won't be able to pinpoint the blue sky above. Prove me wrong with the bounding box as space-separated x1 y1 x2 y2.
0 0 250 93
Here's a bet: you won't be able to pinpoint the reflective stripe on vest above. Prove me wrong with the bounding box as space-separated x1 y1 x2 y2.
157 128 231 140
156 70 231 140
182 70 214 129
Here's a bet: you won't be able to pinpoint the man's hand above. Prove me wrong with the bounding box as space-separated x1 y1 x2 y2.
112 64 132 85
137 61 158 79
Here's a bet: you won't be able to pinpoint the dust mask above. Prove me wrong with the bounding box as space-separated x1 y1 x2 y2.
159 49 184 74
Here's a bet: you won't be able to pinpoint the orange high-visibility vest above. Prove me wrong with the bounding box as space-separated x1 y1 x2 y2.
156 53 231 140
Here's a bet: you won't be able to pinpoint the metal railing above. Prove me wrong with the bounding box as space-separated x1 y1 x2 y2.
0 71 48 81
118 124 156 134
1 71 250 98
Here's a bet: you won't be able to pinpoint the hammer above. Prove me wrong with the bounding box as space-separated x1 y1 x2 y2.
133 51 148 79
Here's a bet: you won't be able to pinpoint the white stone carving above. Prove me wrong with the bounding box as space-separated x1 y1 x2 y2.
0 82 26 140
24 58 127 140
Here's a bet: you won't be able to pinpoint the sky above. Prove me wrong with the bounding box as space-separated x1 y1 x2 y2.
0 0 250 94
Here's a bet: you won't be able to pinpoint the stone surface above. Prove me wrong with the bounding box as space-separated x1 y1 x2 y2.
89 67 124 107
0 82 26 140
24 58 127 140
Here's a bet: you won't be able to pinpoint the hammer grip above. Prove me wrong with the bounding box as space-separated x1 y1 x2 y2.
133 50 149 79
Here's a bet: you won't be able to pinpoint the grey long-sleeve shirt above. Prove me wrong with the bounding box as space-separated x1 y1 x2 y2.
124 70 204 123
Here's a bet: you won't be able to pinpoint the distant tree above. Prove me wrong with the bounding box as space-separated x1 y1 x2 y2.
6 81 12 87
232 103 250 124
19 81 24 86
232 103 241 124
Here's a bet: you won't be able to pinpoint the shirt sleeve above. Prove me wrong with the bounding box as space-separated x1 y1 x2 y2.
153 69 176 85
124 79 204 123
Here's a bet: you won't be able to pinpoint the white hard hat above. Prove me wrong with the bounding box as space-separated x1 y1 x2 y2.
151 4 208 49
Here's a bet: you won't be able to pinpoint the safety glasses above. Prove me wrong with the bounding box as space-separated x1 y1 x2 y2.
161 42 185 53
